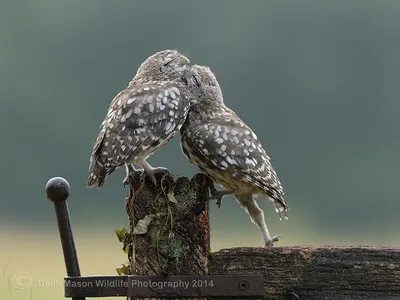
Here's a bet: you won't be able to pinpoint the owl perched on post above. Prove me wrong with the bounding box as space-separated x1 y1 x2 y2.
180 65 288 247
87 50 191 188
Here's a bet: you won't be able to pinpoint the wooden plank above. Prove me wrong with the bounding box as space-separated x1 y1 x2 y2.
211 246 400 299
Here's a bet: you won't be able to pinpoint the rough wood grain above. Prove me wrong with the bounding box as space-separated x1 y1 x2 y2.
211 246 400 300
124 171 211 299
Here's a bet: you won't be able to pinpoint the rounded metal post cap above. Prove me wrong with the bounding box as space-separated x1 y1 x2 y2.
46 177 70 203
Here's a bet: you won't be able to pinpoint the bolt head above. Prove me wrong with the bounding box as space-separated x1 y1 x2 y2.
238 280 249 291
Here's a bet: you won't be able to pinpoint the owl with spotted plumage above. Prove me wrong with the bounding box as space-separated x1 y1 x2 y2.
87 50 191 188
180 65 288 247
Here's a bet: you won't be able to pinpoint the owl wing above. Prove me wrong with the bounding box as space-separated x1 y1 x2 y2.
89 82 189 172
182 113 287 213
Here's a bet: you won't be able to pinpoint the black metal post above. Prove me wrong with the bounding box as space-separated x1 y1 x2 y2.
46 177 85 300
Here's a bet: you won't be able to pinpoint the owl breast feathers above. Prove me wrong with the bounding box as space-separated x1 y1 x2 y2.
88 81 189 187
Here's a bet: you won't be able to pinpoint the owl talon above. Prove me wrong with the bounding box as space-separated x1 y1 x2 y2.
206 179 223 208
208 189 233 209
215 197 223 209
208 193 223 208
264 235 283 247
123 176 130 190
122 165 144 189
123 164 135 190
143 167 169 186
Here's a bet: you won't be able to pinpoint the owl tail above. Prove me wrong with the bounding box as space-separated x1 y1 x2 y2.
269 196 288 220
87 162 107 188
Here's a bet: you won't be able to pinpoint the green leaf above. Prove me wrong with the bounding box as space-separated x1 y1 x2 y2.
122 244 129 254
116 264 128 275
115 228 127 242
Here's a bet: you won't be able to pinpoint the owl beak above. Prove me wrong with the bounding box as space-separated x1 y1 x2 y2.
183 57 191 65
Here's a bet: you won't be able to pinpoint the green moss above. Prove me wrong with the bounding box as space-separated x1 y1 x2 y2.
169 233 189 260
151 192 167 212
174 187 197 212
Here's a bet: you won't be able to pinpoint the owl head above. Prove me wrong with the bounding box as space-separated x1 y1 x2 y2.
187 65 224 105
135 50 191 81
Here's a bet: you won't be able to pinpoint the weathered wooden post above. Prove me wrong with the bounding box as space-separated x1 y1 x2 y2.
122 171 211 299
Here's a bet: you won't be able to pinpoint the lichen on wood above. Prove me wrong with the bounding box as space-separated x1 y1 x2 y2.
122 171 211 278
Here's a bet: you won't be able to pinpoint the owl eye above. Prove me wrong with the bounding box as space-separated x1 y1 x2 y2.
160 59 175 72
164 58 175 66
193 75 201 86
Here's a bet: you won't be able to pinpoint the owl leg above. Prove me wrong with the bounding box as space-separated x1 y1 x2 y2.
138 160 169 186
236 193 282 247
209 189 234 209
203 176 233 208
123 164 143 189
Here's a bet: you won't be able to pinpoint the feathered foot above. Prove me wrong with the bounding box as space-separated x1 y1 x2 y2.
202 176 233 208
139 160 169 185
263 235 284 247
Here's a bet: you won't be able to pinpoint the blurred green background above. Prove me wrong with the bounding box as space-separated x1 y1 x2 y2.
1 0 400 299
